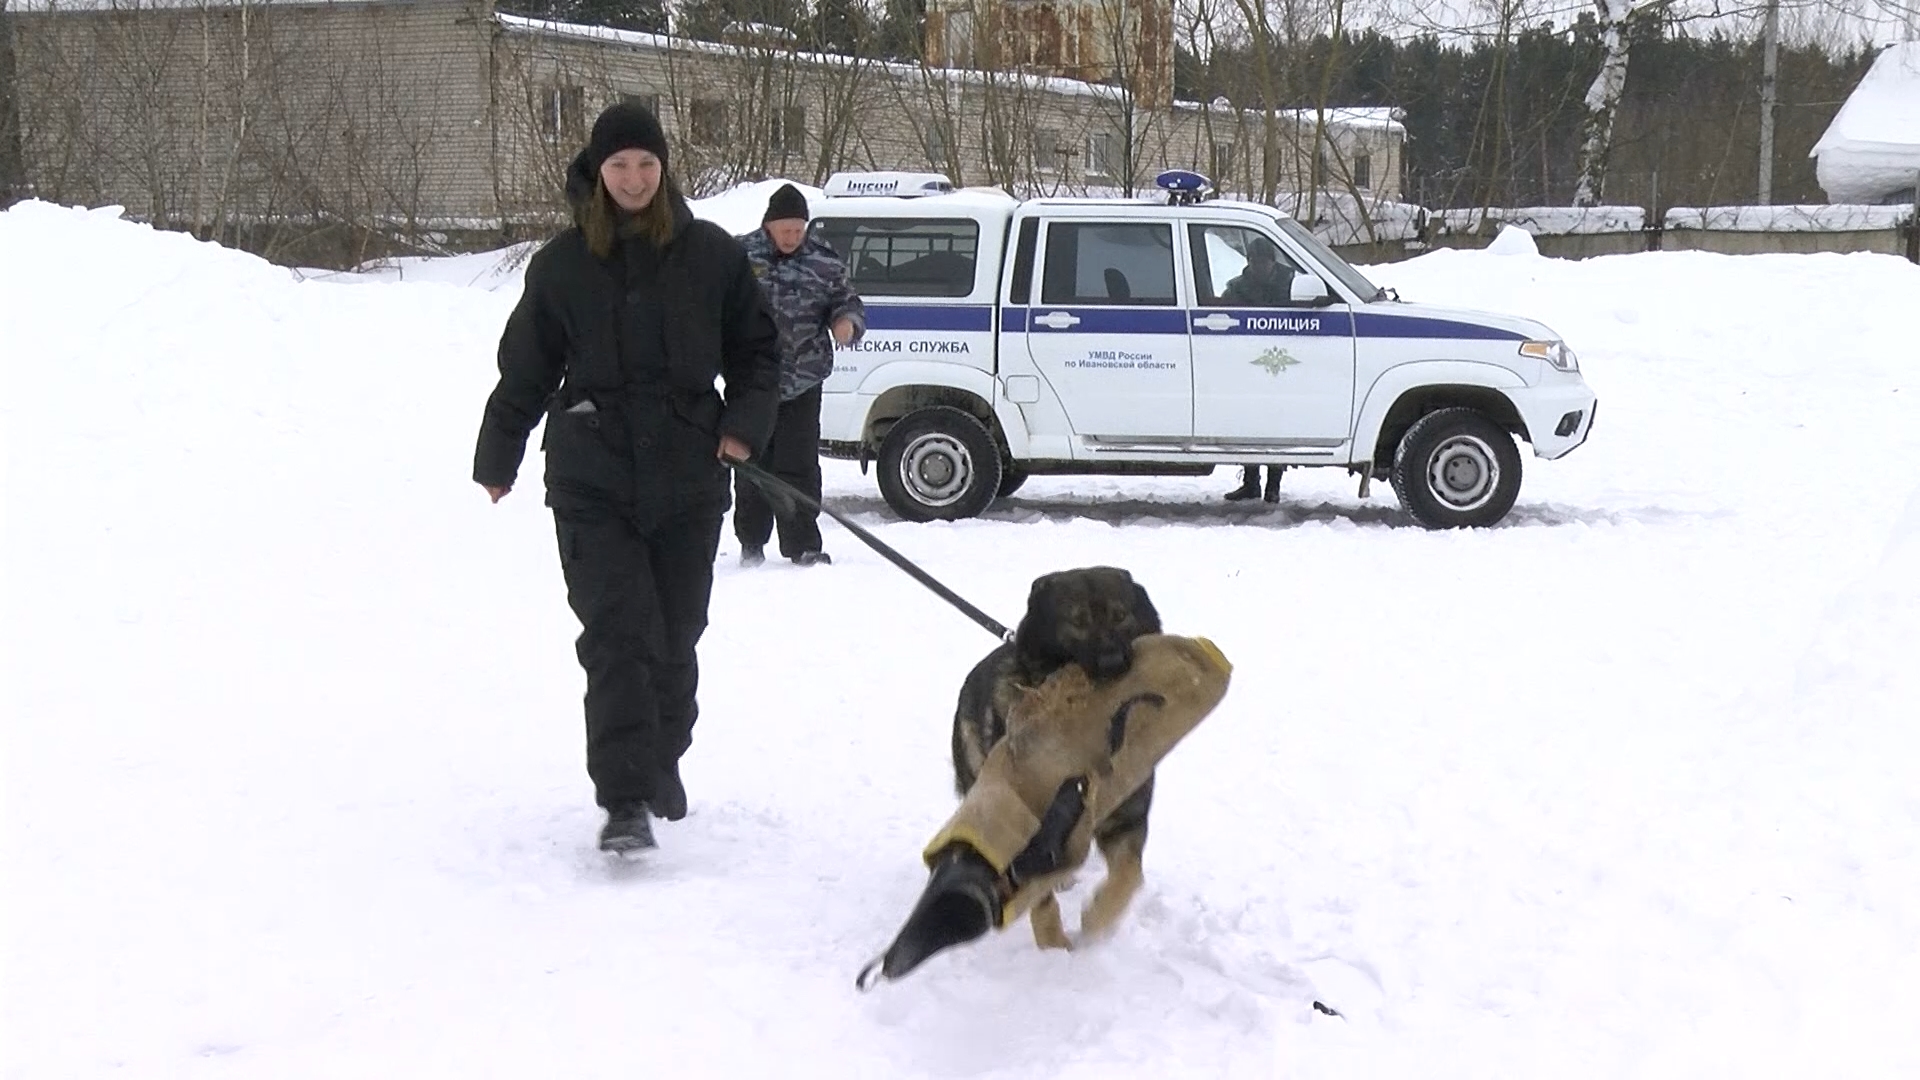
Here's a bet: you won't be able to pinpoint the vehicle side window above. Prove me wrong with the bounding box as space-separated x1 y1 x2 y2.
1189 224 1307 308
1039 222 1177 306
808 217 979 298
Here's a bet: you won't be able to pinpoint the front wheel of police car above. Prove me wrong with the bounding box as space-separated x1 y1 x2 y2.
876 406 1005 523
1390 407 1524 529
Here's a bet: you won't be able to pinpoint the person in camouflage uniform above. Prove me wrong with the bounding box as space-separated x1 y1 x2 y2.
734 183 866 566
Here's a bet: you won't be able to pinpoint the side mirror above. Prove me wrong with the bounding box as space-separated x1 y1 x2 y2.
1290 274 1334 306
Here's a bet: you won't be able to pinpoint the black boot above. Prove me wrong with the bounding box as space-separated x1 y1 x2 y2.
791 550 832 567
598 803 656 856
1263 465 1284 503
740 544 766 568
1223 465 1261 501
648 762 687 822
863 844 1004 986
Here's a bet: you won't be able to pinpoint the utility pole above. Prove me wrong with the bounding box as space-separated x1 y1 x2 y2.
1758 0 1779 204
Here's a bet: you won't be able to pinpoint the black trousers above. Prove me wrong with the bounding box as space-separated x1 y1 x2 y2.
554 505 723 809
733 385 824 557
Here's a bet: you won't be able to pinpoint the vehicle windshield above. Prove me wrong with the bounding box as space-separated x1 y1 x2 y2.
1275 217 1386 302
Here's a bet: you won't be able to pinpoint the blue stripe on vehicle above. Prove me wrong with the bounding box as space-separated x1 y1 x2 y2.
1189 310 1354 336
1352 313 1528 340
862 305 995 332
863 304 1525 340
1014 308 1192 334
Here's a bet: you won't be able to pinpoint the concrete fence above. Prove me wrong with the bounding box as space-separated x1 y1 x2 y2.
1349 202 1920 264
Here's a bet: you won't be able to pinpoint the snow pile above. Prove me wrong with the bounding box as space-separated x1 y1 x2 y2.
306 242 541 291
7 199 1920 1078
1484 223 1540 255
687 177 828 236
1812 41 1920 204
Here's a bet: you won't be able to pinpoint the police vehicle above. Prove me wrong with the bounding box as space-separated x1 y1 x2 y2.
807 169 1597 529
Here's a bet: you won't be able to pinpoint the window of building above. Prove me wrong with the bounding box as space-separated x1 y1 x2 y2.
771 106 807 153
690 99 728 147
1039 222 1176 306
1033 127 1063 173
1085 131 1118 179
1352 153 1371 190
621 91 660 117
546 84 585 145
807 218 979 298
923 121 949 167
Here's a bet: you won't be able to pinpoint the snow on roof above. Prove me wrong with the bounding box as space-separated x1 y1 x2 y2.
497 13 1401 136
496 13 1134 104
1811 42 1920 204
1168 100 1406 135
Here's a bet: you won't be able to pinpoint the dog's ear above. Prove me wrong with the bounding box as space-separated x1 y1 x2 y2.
1013 575 1057 655
1130 582 1162 634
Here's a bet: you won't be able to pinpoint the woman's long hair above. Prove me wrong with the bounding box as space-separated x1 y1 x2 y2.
583 168 684 260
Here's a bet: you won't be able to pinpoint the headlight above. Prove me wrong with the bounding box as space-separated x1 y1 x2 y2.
1519 339 1579 373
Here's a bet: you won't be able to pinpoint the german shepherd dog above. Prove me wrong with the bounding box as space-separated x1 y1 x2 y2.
950 565 1162 949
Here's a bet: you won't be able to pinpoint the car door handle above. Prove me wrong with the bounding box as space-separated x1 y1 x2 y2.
1033 310 1081 329
1193 312 1240 331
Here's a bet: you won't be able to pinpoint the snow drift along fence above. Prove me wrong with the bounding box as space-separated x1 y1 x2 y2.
1412 201 1919 263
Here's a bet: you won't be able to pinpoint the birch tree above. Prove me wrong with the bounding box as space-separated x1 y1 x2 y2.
1572 0 1671 206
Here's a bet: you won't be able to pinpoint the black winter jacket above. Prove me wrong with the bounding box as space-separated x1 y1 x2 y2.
473 158 782 518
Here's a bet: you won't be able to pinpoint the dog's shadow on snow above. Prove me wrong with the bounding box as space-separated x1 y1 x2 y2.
821 493 1716 532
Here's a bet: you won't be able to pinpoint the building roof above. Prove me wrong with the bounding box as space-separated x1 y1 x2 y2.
496 12 1404 136
1811 42 1920 204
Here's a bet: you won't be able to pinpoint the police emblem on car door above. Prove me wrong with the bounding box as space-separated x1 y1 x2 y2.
1186 223 1356 447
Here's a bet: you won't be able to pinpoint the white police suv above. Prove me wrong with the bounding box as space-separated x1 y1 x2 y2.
807 169 1597 529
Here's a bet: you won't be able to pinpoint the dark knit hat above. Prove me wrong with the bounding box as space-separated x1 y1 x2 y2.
585 101 670 175
763 183 810 223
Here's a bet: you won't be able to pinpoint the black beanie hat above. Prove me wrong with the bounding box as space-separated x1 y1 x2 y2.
585 101 669 175
763 183 810 224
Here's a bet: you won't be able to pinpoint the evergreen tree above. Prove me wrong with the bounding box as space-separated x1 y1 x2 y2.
497 0 669 33
810 0 871 54
874 0 924 61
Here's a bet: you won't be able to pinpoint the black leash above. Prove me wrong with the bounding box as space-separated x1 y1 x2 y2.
725 456 1014 644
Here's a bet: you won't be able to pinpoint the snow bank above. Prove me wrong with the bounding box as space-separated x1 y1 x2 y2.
8 198 1920 1078
1484 223 1540 255
687 177 828 236
1812 41 1920 204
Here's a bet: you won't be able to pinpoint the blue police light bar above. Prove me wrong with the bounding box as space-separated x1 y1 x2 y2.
1154 169 1214 204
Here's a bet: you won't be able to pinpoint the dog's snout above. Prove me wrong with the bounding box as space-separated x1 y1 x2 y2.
1086 645 1132 680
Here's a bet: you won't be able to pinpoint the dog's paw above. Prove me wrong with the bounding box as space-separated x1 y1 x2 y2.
1029 895 1076 952
1033 924 1075 952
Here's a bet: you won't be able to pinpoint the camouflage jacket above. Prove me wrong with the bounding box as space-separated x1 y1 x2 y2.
738 230 867 401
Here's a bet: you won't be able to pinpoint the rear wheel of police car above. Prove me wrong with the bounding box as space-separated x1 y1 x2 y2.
877 407 1004 523
1390 407 1523 529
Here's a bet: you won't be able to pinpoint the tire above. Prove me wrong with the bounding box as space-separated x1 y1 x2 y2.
1389 407 1523 529
996 467 1029 499
876 406 1005 522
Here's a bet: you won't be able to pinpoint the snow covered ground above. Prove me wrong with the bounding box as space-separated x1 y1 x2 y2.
5 198 1919 1078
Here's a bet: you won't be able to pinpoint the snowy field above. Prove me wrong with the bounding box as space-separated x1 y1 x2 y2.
5 196 1919 1079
